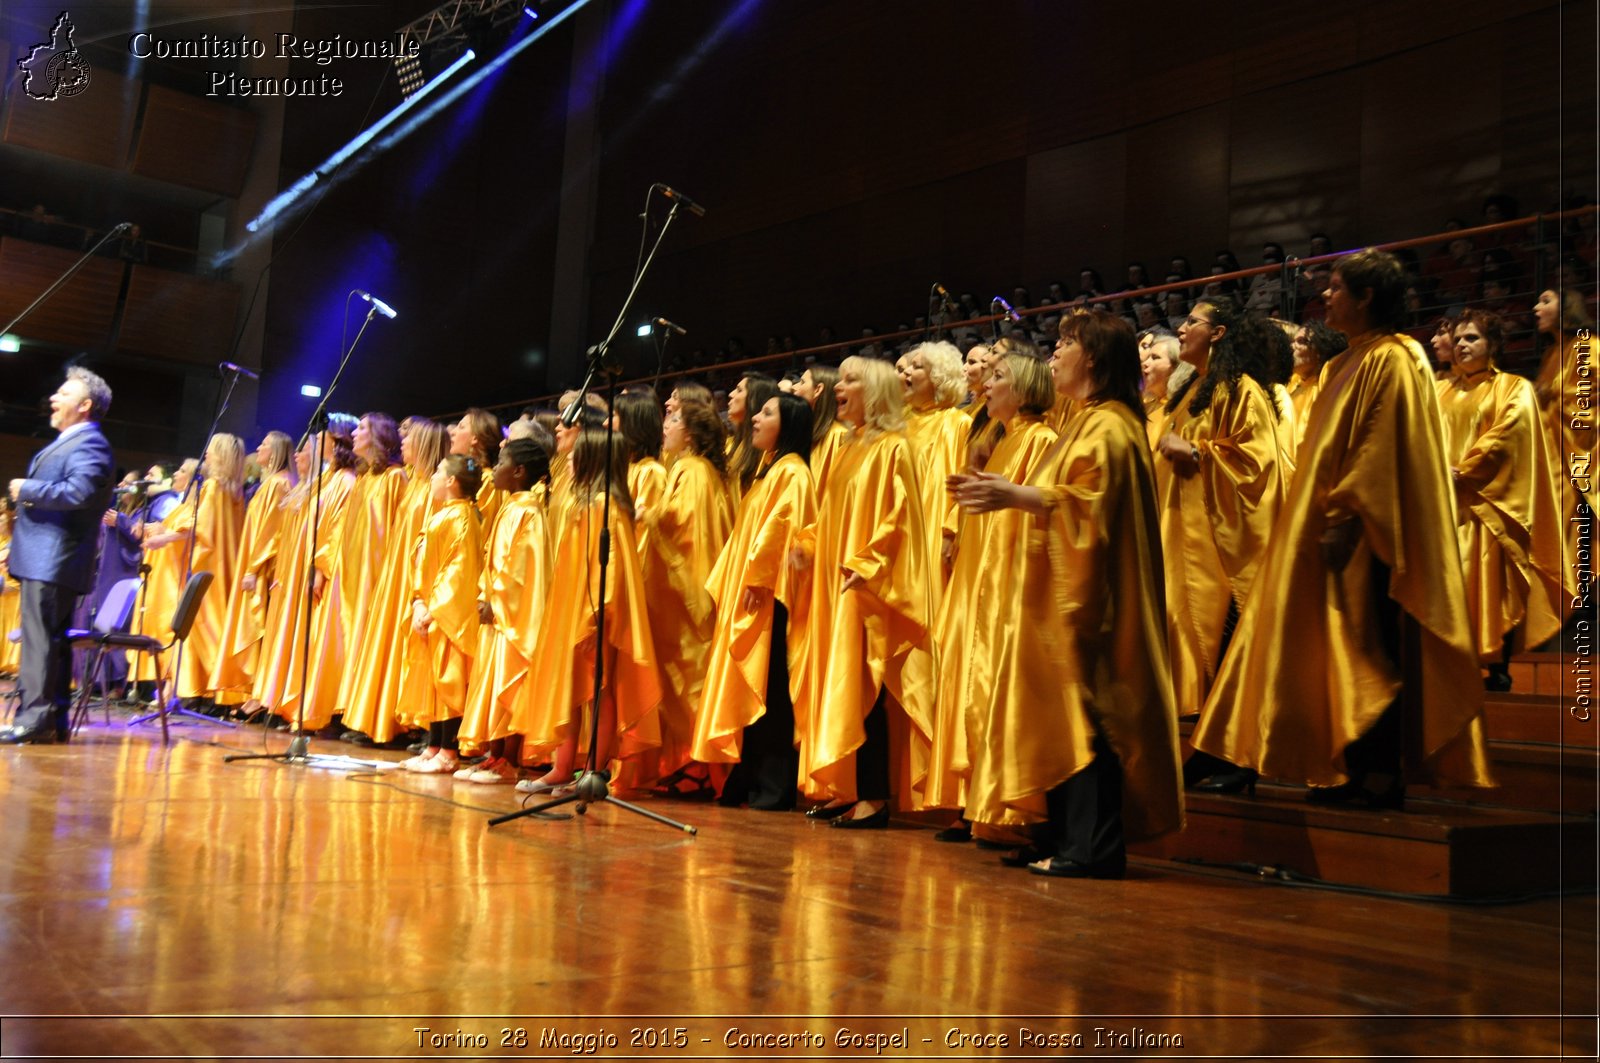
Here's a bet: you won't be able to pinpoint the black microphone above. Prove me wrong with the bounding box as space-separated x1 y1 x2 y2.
651 317 687 336
114 479 156 495
657 185 707 217
992 296 1022 323
219 361 260 380
357 290 398 319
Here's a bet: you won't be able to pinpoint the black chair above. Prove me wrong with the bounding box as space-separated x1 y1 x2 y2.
67 577 140 733
100 571 213 744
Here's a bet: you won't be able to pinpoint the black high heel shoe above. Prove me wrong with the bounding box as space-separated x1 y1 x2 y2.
805 802 855 821
1192 768 1257 796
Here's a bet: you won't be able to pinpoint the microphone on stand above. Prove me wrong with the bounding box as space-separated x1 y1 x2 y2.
992 296 1022 323
219 361 260 380
651 317 687 336
114 479 157 495
657 185 707 217
357 291 399 319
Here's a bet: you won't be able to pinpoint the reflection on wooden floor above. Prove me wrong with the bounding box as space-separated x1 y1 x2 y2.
0 703 1593 1061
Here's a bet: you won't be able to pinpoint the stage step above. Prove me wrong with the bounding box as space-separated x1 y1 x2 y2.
1508 651 1595 699
1428 741 1600 816
1132 785 1594 899
1482 692 1592 745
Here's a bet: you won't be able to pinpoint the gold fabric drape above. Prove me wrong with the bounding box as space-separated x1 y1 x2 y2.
210 471 292 698
0 531 21 674
1157 376 1285 714
968 401 1184 840
810 421 851 498
693 453 817 763
511 493 662 765
460 487 552 749
251 478 311 708
792 429 935 804
1192 331 1493 790
1436 370 1567 658
327 465 407 715
1535 332 1597 611
175 479 243 699
404 497 482 723
343 473 434 741
923 417 1057 812
627 453 733 782
274 469 357 729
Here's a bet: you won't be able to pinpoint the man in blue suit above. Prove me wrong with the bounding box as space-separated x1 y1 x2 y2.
5 368 116 744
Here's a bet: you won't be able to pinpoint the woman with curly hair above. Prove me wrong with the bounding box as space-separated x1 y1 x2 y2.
1153 295 1285 787
1286 320 1347 452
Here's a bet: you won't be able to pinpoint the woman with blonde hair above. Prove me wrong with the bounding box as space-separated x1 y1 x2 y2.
344 417 449 747
212 431 295 708
313 413 407 737
925 352 1059 839
132 457 199 693
1137 326 1187 449
953 310 1183 876
900 340 971 584
793 355 935 828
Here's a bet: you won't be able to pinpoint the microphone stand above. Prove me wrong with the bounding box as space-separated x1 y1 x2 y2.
129 365 249 732
491 195 696 836
226 297 391 771
0 223 133 338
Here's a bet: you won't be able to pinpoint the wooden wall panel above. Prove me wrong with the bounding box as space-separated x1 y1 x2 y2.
117 266 241 365
1023 135 1128 289
1123 106 1233 274
131 86 257 198
1229 71 1363 253
1358 28 1506 239
2 66 135 170
0 237 121 349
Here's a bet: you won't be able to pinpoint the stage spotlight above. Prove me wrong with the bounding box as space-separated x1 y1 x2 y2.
300 384 323 398
0 334 20 353
523 5 539 17
636 323 653 338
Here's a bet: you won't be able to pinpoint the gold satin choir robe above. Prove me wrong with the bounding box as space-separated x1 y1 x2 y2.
810 421 851 498
512 493 662 767
634 453 733 779
133 494 192 683
923 416 1058 813
407 497 482 723
793 428 936 804
1435 369 1568 659
252 477 312 710
459 487 551 750
1157 376 1285 715
0 532 19 674
175 479 244 699
693 453 817 763
1192 331 1493 790
343 470 435 742
1535 332 1597 612
273 468 356 728
966 402 1184 839
210 471 292 699
329 465 408 717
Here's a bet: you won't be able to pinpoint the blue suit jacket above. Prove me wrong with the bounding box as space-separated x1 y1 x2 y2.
10 423 116 594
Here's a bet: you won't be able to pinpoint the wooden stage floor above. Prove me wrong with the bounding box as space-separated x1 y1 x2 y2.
0 709 1594 1061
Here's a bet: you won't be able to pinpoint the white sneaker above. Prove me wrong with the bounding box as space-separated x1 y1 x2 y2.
397 752 435 772
452 763 480 780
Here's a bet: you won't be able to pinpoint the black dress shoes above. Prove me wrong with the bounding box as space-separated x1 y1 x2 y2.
804 802 855 821
829 805 889 830
1027 857 1126 880
0 725 62 745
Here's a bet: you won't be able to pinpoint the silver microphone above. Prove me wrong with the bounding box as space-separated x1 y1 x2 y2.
992 296 1022 323
657 185 707 217
357 291 398 319
651 317 687 336
219 361 260 380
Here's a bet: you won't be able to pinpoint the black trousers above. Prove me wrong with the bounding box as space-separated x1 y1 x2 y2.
855 685 891 802
741 602 798 810
1343 557 1406 782
1043 730 1125 872
16 579 78 736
